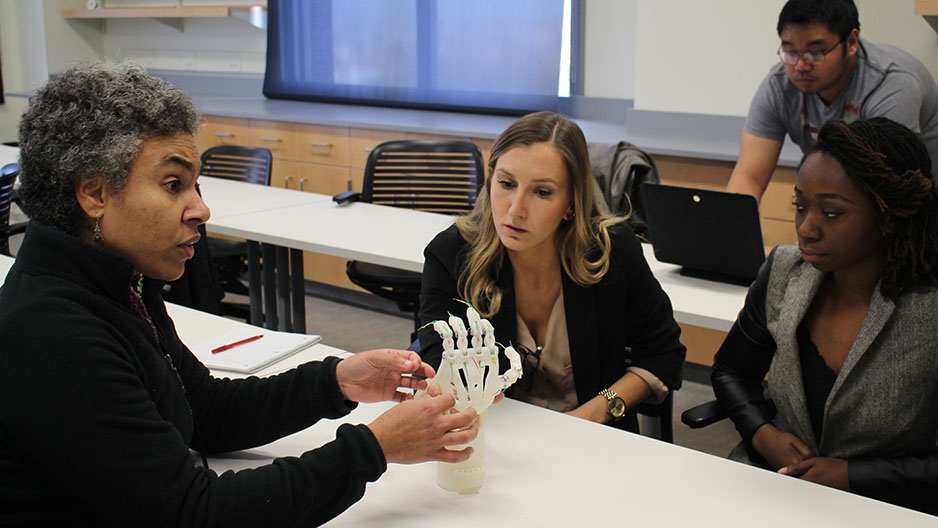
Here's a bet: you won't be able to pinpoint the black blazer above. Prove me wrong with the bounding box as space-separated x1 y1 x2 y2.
417 223 686 430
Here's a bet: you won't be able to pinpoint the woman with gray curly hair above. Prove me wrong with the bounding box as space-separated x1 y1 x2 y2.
0 60 478 526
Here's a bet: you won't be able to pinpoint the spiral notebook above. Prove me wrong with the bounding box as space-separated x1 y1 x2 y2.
190 328 322 374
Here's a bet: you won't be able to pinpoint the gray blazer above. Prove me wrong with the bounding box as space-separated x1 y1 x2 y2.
765 245 938 459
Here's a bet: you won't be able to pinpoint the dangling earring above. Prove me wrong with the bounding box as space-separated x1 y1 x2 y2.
93 217 104 244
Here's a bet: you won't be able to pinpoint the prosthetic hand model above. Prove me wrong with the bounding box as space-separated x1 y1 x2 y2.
430 304 523 493
432 305 523 412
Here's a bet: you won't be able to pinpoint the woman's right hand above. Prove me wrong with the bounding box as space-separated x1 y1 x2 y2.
751 423 814 470
368 392 479 465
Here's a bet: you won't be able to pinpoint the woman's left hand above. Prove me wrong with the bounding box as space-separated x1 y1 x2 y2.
335 349 436 403
779 456 850 491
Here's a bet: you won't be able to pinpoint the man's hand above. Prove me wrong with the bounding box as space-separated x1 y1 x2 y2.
335 349 435 403
726 132 785 202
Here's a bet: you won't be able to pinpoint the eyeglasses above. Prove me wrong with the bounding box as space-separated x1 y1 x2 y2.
777 39 844 66
517 345 542 391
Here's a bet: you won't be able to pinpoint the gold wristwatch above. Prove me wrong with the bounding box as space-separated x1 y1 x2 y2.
599 388 626 421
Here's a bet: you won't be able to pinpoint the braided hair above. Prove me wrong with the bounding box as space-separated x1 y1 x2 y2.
809 117 938 299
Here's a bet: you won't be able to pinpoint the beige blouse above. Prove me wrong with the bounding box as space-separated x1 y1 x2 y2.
511 290 669 412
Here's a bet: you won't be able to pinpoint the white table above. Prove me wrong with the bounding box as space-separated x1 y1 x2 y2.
207 395 935 527
200 176 453 334
2 254 932 525
642 243 747 332
206 195 454 273
198 175 328 219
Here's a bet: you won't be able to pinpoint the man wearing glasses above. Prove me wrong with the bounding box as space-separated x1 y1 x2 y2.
727 0 938 201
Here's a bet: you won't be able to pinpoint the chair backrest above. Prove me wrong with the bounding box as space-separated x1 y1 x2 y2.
200 145 272 186
0 164 20 256
361 140 484 214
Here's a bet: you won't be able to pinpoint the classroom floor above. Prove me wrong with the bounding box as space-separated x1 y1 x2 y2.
279 283 742 459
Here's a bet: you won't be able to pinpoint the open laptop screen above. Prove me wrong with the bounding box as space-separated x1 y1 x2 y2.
639 183 766 285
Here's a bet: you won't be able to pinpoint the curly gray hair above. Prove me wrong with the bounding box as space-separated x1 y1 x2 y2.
17 60 202 234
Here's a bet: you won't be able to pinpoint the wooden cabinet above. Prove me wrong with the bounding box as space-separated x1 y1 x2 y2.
247 120 297 159
196 116 250 150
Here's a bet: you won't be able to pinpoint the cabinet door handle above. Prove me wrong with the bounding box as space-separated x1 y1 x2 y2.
299 177 308 191
213 132 234 137
308 141 333 148
258 136 282 142
283 175 293 188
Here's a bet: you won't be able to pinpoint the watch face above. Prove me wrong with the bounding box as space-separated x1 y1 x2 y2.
609 397 626 418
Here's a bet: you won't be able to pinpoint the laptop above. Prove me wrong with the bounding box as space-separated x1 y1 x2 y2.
638 183 766 285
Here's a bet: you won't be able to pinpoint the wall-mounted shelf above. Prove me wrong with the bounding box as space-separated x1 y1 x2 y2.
915 0 938 33
62 5 267 30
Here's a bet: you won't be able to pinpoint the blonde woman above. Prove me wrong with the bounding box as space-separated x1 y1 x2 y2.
417 111 686 432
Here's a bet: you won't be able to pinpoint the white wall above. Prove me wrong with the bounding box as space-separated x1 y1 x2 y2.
100 17 266 74
583 0 637 99
633 0 938 116
2 0 937 142
0 1 49 142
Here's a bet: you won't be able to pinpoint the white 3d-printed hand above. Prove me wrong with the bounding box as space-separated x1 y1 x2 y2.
432 304 522 413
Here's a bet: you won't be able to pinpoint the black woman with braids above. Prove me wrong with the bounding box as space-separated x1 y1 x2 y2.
712 117 938 515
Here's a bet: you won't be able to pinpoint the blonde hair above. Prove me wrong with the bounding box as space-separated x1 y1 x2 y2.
455 111 624 317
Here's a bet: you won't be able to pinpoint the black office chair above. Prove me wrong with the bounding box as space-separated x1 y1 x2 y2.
337 140 484 341
636 393 675 443
681 391 774 430
200 145 272 185
199 145 273 319
0 164 28 257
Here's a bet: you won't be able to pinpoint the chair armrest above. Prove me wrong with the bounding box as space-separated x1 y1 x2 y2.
680 399 727 429
7 221 26 236
332 190 362 206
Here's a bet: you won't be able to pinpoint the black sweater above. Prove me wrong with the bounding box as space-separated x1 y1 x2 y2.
0 221 386 527
417 223 686 431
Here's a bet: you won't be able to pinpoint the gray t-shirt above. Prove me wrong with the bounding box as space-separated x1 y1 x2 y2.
745 37 938 177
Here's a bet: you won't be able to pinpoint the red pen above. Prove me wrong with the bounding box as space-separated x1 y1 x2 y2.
212 334 264 354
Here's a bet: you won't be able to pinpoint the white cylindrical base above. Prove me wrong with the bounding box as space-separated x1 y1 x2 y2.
437 410 487 493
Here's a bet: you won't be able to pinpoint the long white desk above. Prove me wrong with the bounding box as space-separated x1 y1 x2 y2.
1 254 931 524
199 175 454 334
207 395 934 526
206 196 454 273
198 175 329 219
642 243 747 332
